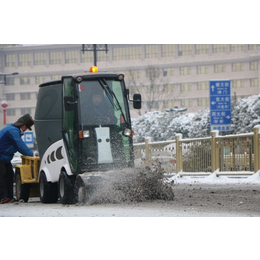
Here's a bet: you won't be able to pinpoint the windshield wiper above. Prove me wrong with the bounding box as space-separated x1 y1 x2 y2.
97 78 119 110
97 78 128 125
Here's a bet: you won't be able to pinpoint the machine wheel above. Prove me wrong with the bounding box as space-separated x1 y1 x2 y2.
74 175 87 204
39 171 58 203
58 171 75 204
74 175 97 204
15 171 30 202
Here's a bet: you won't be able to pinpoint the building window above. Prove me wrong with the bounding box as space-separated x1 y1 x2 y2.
153 101 159 109
50 51 62 64
212 44 226 53
34 52 46 65
250 78 258 87
6 93 15 101
250 61 258 70
163 67 174 76
214 64 226 73
145 45 158 58
230 44 245 52
6 109 16 116
180 66 191 75
81 51 92 63
51 75 62 80
195 44 209 54
18 53 31 66
248 44 260 50
232 79 244 88
181 99 193 107
164 99 175 108
178 44 192 56
147 100 159 109
180 83 192 92
20 77 30 85
232 62 244 71
65 50 78 64
146 67 160 79
198 98 209 106
162 44 175 57
197 65 208 74
5 54 15 67
124 70 140 79
113 46 142 61
97 51 108 62
20 93 31 100
197 81 209 90
81 50 108 63
165 84 177 92
5 77 15 86
148 85 160 93
35 76 46 84
21 108 31 114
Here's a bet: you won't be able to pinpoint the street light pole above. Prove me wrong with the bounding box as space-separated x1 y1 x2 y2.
93 44 97 66
81 44 108 67
0 72 19 85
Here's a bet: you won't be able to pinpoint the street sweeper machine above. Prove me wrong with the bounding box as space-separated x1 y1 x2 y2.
14 66 141 204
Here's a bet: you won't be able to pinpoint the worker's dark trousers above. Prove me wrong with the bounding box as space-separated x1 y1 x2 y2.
0 160 14 200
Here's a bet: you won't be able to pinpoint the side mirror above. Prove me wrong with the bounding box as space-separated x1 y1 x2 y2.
64 96 77 111
133 94 142 109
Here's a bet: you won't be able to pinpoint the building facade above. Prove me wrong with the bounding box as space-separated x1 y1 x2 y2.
0 44 260 130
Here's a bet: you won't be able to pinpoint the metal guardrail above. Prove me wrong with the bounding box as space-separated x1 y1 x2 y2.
133 125 260 177
134 138 176 173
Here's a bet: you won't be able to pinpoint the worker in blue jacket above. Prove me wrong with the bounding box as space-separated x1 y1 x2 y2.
0 114 34 204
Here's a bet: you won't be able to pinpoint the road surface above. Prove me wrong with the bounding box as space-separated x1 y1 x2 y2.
1 182 259 217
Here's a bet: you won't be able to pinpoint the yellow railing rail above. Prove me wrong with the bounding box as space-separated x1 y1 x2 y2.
133 125 260 176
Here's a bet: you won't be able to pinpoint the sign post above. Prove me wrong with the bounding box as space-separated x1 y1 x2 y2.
209 80 231 131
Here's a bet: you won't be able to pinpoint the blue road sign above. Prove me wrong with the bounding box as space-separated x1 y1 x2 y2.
209 80 231 131
24 132 34 148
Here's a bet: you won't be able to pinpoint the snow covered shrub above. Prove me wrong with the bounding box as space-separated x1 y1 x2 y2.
132 94 260 142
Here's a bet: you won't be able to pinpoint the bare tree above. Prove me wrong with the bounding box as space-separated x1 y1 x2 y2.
125 65 171 114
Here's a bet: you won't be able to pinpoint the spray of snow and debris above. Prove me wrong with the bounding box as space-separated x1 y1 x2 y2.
78 161 174 205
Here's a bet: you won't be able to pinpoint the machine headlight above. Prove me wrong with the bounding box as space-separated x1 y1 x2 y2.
76 76 83 82
79 130 90 139
123 128 134 138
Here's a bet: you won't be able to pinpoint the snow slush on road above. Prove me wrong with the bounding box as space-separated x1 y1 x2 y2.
75 161 174 205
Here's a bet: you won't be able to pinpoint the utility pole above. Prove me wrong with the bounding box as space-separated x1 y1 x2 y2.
81 44 108 66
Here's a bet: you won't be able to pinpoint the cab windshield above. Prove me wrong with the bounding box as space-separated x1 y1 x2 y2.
78 79 128 127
